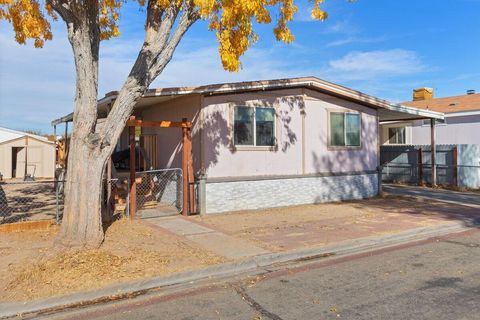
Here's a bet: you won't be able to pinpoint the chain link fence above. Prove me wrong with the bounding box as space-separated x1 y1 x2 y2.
0 168 184 225
0 180 64 225
103 177 130 218
135 169 183 218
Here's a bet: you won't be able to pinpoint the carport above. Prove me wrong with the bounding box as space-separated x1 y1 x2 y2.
377 103 445 186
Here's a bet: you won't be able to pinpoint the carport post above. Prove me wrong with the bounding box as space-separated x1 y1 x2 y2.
129 116 137 220
430 119 437 187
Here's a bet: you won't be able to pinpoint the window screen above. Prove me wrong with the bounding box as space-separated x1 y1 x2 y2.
345 113 360 146
256 108 275 146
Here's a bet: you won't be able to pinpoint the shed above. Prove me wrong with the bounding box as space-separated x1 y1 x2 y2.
0 127 55 179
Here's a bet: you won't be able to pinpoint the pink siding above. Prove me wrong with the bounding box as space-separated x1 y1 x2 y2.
116 88 380 178
203 88 379 178
303 89 379 174
202 89 304 178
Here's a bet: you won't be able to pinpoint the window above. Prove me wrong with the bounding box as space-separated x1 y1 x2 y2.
330 112 361 147
388 127 406 144
234 106 275 146
422 118 446 126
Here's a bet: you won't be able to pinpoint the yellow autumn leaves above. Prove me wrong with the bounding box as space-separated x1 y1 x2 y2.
0 0 328 71
193 0 329 71
0 0 52 47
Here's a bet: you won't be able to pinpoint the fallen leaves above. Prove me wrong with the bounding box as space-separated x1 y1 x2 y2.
1 219 224 302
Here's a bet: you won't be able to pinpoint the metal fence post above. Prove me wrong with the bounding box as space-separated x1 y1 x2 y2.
55 179 60 224
452 145 458 187
377 165 383 194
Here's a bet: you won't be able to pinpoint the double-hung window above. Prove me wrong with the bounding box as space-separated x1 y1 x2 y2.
330 112 361 147
234 106 275 146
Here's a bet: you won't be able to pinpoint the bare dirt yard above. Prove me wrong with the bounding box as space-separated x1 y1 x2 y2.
0 180 59 224
193 195 479 252
0 219 224 302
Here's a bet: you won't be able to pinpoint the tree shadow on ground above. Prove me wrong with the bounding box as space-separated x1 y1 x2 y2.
0 181 59 224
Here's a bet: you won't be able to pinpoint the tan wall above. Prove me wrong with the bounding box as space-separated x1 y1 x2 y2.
115 94 202 173
0 137 55 179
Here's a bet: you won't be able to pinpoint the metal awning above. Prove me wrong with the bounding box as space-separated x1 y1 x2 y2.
378 103 444 122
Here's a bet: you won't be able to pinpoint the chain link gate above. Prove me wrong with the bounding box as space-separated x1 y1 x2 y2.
135 168 183 218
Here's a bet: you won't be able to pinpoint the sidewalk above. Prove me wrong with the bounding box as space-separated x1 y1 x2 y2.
1 194 478 319
383 183 480 209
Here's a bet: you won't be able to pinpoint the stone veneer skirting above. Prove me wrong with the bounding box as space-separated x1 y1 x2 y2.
202 172 379 214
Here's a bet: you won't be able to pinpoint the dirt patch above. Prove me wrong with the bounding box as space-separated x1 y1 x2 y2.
0 180 59 224
193 196 477 252
0 219 225 302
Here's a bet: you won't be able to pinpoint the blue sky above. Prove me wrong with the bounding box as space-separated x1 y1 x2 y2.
1 0 479 133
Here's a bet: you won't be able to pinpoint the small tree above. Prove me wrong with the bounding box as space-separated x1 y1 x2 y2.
1 0 329 248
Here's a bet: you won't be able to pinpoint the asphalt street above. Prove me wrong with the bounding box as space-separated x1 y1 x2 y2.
39 229 480 320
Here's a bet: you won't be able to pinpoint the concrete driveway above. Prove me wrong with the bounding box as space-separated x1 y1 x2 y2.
383 184 480 209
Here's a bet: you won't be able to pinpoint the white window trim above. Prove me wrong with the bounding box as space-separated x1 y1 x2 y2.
421 118 447 126
381 123 412 145
388 127 406 145
328 110 362 149
233 105 277 150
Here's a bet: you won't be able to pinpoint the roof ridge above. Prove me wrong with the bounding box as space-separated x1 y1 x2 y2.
0 126 49 142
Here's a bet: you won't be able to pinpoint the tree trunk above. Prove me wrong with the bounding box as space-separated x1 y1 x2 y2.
52 0 199 248
54 2 105 248
56 140 106 248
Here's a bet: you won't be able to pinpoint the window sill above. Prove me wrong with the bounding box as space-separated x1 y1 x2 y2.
327 145 362 151
232 145 278 152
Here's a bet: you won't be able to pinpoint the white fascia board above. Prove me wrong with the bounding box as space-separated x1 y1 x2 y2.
388 104 445 120
445 110 480 117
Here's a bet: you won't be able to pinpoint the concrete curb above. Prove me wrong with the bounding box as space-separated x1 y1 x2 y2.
0 221 474 319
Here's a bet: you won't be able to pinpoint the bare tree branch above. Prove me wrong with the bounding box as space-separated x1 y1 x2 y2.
97 1 198 151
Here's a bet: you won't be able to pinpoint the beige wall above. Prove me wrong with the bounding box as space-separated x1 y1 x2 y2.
379 121 413 145
116 94 203 173
0 137 55 179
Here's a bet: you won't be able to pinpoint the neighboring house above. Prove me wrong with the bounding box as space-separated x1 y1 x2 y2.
380 88 480 145
0 127 56 179
52 77 443 214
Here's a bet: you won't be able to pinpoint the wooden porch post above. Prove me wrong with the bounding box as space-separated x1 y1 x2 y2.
129 116 137 219
430 119 437 187
181 119 189 215
24 136 29 178
186 127 195 214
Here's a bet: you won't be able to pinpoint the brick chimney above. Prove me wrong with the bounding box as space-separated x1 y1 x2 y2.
413 87 434 101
